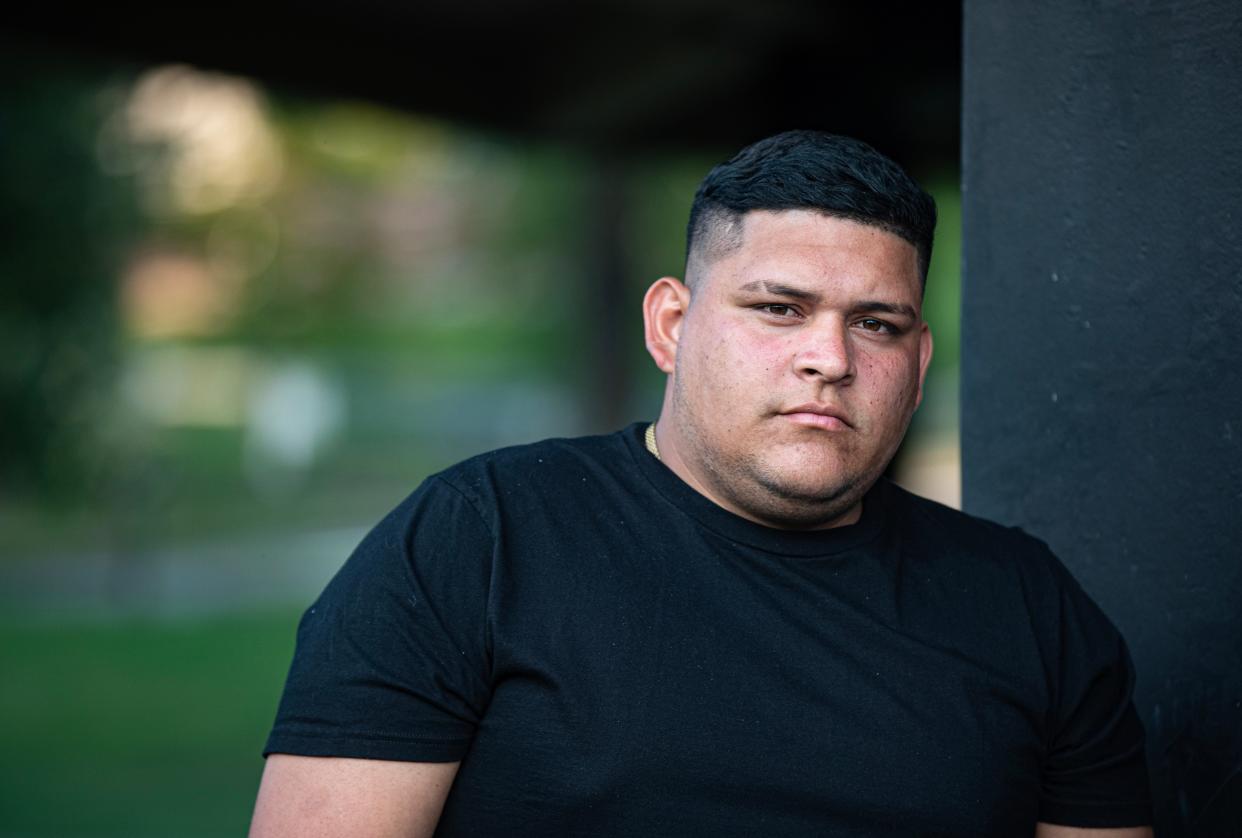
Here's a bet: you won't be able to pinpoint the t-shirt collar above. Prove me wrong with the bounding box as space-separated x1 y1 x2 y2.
621 422 887 558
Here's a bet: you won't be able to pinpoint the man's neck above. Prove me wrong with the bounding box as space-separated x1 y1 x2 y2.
649 419 863 530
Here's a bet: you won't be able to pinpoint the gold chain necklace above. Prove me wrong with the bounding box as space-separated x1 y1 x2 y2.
644 422 661 460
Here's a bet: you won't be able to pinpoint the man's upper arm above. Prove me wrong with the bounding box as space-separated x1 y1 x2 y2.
249 754 459 838
254 478 493 835
1031 545 1152 828
1034 822 1154 838
263 476 493 762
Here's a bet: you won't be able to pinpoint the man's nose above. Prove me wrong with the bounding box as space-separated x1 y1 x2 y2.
793 320 854 384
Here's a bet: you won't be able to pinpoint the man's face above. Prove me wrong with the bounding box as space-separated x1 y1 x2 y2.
656 209 932 528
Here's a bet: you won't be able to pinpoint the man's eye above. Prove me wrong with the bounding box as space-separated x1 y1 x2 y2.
857 318 891 333
758 304 799 318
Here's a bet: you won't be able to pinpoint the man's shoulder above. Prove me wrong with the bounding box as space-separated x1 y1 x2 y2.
884 479 1034 541
455 427 629 469
882 479 1066 577
437 427 630 480
406 426 639 513
881 481 1116 652
347 428 639 571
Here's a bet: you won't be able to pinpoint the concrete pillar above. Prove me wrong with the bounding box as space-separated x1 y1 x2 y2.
961 2 1242 834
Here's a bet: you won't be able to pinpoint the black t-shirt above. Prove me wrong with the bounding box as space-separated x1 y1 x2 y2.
266 423 1152 835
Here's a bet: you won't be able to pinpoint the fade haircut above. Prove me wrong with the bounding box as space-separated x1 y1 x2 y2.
685 130 937 286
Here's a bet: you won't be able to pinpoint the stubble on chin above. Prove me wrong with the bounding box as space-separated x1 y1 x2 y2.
728 452 869 529
684 422 870 529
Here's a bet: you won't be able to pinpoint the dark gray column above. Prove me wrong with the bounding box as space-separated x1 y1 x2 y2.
961 2 1242 835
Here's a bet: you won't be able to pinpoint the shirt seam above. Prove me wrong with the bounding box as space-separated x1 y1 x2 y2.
271 728 472 746
1039 796 1153 807
429 473 500 687
431 474 497 540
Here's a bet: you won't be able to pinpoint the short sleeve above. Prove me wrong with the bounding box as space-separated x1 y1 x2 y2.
264 476 494 763
1037 551 1153 827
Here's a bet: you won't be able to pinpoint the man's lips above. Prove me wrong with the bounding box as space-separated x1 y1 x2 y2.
779 404 852 430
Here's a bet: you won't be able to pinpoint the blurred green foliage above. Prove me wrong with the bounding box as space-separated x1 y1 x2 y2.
0 50 137 500
922 174 963 378
905 173 962 444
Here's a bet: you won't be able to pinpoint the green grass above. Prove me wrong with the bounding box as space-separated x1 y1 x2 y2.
0 613 301 837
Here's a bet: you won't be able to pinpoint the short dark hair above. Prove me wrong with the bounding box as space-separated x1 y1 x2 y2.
686 130 937 284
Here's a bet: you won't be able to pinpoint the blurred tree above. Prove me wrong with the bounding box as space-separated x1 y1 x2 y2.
0 47 138 501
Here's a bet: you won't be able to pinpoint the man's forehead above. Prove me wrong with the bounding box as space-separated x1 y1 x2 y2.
705 212 921 292
735 208 914 250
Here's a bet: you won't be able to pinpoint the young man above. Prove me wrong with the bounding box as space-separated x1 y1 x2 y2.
251 131 1153 836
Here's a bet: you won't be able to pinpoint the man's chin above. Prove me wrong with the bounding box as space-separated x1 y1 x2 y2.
752 452 860 497
745 470 869 529
687 437 874 528
761 475 857 504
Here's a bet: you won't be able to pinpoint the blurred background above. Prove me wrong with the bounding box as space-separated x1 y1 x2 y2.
2 8 960 835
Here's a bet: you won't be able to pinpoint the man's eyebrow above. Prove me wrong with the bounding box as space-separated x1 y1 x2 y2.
737 280 821 303
737 282 919 320
853 300 919 320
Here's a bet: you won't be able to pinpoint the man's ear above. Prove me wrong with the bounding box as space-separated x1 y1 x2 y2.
914 322 934 408
643 276 691 374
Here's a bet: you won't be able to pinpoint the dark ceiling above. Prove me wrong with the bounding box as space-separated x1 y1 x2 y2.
10 1 961 165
